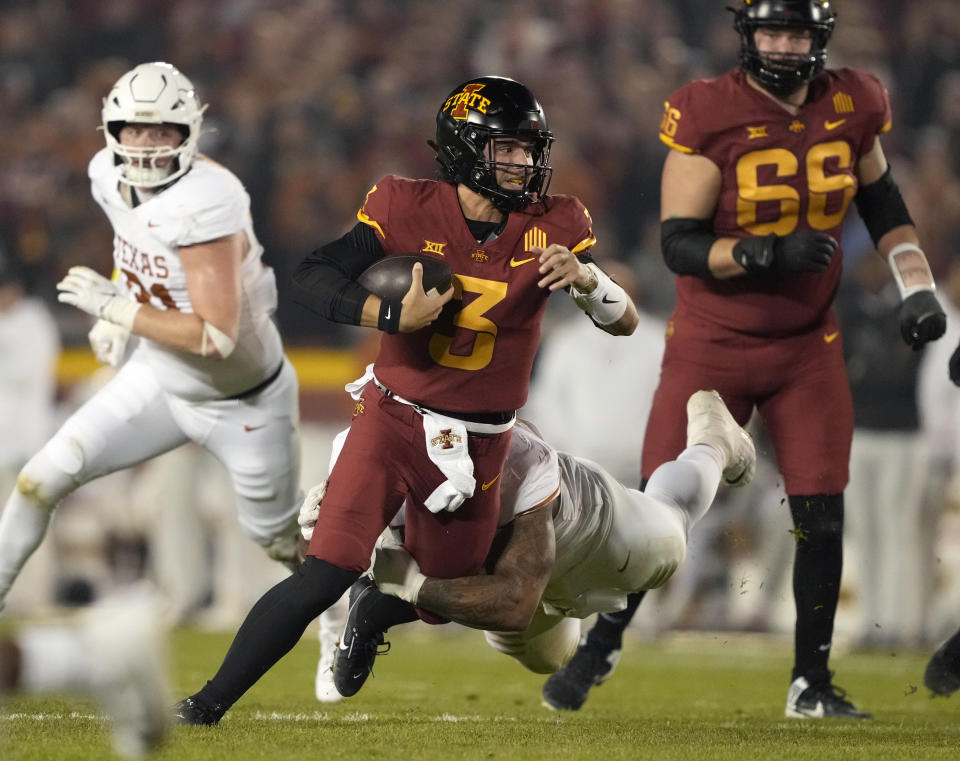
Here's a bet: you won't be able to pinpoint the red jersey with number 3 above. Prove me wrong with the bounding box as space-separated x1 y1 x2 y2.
358 175 596 413
659 67 891 336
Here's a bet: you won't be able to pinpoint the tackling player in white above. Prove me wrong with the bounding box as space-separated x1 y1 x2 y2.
0 62 303 613
301 390 755 696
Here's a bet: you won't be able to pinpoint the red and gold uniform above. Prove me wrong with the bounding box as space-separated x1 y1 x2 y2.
367 175 595 412
644 68 891 494
309 174 596 584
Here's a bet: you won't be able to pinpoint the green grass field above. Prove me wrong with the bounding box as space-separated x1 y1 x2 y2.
2 627 958 761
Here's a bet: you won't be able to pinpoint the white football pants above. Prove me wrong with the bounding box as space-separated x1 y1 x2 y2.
0 354 302 605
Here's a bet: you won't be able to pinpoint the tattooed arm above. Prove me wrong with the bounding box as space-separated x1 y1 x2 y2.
415 500 556 632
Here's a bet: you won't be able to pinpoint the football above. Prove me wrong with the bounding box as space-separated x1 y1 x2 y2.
357 254 454 301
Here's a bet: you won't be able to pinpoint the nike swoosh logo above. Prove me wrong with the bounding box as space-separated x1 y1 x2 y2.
385 306 391 319
824 119 846 130
617 551 631 573
481 473 501 491
147 221 160 228
243 424 266 432
509 256 536 267
601 296 619 304
824 332 839 343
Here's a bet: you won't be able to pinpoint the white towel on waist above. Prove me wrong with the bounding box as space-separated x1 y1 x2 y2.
346 363 375 400
421 411 476 513
344 363 476 513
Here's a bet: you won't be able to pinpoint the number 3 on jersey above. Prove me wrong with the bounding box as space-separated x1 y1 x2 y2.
736 141 856 234
429 275 507 371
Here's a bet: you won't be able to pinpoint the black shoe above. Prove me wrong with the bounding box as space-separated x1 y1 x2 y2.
173 696 224 726
333 577 391 698
541 640 621 711
925 631 960 696
785 676 872 719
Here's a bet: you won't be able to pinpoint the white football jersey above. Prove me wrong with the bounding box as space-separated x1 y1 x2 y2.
499 422 686 619
88 149 284 401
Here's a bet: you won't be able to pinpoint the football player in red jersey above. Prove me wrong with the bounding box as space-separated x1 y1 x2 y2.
173 76 638 726
544 1 946 719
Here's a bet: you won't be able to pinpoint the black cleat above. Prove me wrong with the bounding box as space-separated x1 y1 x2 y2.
333 576 391 698
925 630 960 696
173 696 224 726
785 676 872 719
541 640 621 711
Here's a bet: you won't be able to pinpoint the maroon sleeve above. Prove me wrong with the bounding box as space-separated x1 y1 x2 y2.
568 197 597 255
356 175 398 242
659 80 706 155
847 69 893 155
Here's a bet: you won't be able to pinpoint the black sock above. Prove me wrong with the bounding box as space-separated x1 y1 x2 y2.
585 591 647 651
788 493 843 684
352 581 419 637
194 557 359 712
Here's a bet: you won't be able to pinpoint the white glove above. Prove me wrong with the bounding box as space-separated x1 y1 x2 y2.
298 481 327 541
370 532 426 604
88 318 131 367
57 266 141 330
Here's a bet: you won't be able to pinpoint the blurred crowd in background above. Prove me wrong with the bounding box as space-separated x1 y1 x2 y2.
2 0 960 651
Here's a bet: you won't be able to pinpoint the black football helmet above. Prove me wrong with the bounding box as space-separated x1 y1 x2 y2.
432 76 553 212
731 1 836 97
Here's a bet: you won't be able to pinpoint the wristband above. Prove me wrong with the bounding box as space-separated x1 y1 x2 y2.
569 263 628 325
887 243 935 300
377 298 402 334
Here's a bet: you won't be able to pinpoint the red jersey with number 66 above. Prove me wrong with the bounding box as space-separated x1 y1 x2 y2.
659 67 891 336
359 175 596 413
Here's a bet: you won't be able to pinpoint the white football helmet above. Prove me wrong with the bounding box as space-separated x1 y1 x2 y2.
101 62 207 188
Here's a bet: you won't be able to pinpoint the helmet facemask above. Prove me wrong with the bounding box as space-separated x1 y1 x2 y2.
101 62 207 188
459 128 553 213
731 1 836 97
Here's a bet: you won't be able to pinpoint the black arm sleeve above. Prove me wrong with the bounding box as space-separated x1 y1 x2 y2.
660 217 716 279
854 165 914 246
292 222 385 325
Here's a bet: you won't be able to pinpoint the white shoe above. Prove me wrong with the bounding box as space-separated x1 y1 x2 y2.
686 390 756 487
81 585 170 759
316 629 343 703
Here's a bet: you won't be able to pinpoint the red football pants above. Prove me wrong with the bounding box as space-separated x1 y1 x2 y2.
641 313 853 495
307 384 512 579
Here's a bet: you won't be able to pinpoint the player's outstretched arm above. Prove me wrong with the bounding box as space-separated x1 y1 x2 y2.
373 502 556 632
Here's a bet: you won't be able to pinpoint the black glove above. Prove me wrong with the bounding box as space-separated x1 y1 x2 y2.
949 342 960 386
898 289 946 350
733 232 838 273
